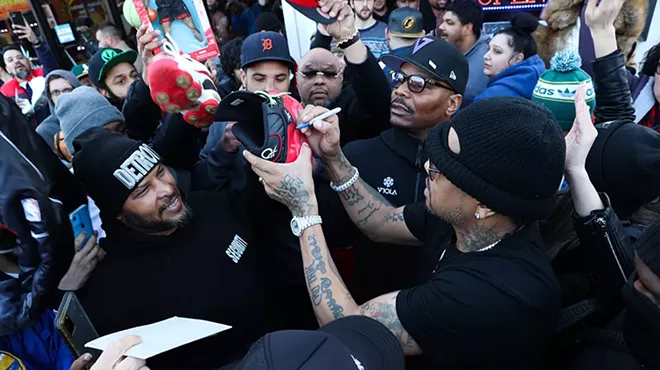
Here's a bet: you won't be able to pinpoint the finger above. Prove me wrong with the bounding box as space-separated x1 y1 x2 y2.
296 142 313 161
328 0 344 18
82 244 102 265
300 106 330 124
115 356 148 370
337 3 352 21
78 233 98 258
73 232 87 251
586 0 597 16
95 336 143 366
70 353 93 370
242 150 278 174
144 40 164 52
136 25 147 40
298 105 318 125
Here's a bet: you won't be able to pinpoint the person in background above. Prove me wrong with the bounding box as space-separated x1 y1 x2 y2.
474 13 545 102
429 0 447 19
0 64 12 87
75 16 99 57
396 0 419 9
382 7 425 80
373 0 392 23
0 24 58 125
437 0 489 106
88 47 139 106
253 11 283 33
227 0 256 36
95 22 144 73
631 41 659 131
217 37 244 98
71 63 92 87
350 0 389 59
36 70 82 151
533 49 596 134
211 6 232 48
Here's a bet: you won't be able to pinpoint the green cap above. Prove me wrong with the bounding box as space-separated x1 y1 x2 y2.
71 63 90 79
88 48 138 89
532 49 596 131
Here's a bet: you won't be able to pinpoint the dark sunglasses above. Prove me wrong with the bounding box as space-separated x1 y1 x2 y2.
427 161 441 181
299 70 341 80
392 71 455 94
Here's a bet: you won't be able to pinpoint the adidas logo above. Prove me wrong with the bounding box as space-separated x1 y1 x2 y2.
557 88 576 98
449 71 456 80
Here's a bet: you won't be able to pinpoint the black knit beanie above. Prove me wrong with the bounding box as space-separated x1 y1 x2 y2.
586 121 660 219
425 97 565 221
72 127 161 218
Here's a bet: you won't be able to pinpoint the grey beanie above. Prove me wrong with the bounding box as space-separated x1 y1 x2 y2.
56 86 125 155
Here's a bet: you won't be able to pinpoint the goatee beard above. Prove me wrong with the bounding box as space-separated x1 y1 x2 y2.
15 71 30 80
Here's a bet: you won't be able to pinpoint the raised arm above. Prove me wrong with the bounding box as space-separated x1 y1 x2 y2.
584 0 635 124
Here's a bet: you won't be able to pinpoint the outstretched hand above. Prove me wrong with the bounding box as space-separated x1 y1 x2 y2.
243 144 318 217
564 83 597 174
585 0 625 31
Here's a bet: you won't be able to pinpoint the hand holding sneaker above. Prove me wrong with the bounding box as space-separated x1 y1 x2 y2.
244 143 319 217
136 25 164 85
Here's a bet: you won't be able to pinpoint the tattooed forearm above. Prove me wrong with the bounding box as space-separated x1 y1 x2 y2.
359 293 421 354
304 234 346 320
273 174 316 216
340 185 364 207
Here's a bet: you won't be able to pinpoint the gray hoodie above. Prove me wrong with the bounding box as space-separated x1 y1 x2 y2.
36 70 82 150
463 34 490 107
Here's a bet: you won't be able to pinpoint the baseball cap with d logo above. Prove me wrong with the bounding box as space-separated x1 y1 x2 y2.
88 47 138 89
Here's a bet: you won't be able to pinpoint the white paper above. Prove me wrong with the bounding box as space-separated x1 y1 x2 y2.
85 317 231 359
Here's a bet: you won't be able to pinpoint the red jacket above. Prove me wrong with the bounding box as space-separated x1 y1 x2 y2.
0 67 46 100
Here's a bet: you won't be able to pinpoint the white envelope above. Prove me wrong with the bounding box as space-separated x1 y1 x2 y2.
85 317 232 360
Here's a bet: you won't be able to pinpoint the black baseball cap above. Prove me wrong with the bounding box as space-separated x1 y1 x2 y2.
234 316 405 370
241 31 295 70
388 7 425 38
284 0 336 24
88 48 138 89
380 36 469 94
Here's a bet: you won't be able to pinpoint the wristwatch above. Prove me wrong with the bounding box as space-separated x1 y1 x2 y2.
290 216 323 237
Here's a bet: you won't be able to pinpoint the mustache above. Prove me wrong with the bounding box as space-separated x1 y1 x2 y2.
158 191 181 215
391 97 413 113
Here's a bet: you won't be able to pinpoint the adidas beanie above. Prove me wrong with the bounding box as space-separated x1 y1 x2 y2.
532 49 596 131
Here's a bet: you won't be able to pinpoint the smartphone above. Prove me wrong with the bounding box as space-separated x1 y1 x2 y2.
55 292 101 361
9 12 25 28
69 205 94 251
23 12 38 29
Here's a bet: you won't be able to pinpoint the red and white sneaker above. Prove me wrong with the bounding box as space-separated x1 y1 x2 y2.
147 37 220 128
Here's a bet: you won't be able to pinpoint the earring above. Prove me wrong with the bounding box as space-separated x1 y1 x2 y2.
475 212 480 220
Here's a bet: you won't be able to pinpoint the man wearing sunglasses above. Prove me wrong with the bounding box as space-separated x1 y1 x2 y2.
315 37 467 304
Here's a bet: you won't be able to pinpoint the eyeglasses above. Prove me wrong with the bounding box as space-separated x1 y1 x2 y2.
51 87 73 97
298 70 342 80
427 161 441 181
391 71 455 94
299 69 341 80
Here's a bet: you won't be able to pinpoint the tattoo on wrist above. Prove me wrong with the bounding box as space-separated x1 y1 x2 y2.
273 174 316 216
304 234 345 320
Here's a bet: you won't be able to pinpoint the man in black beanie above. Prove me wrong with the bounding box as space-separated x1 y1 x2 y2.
71 128 303 369
244 97 565 369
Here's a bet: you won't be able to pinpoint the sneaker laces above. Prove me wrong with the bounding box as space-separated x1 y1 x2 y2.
255 90 290 107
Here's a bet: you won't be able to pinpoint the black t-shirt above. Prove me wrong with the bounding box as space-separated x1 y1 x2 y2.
396 202 561 369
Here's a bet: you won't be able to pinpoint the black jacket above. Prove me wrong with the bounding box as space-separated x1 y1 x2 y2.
0 96 86 335
591 51 636 125
319 127 427 302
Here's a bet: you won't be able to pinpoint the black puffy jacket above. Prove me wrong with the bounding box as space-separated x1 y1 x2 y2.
0 95 86 335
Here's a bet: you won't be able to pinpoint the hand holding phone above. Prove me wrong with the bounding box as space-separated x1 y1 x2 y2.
55 292 101 361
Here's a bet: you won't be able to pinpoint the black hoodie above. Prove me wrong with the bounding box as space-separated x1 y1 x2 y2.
319 127 428 302
77 191 291 369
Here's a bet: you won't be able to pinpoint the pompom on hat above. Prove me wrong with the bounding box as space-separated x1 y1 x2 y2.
532 49 596 131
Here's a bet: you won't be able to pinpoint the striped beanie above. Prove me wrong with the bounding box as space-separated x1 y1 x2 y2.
532 49 596 131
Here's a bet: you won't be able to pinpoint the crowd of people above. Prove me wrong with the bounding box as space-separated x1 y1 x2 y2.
0 0 659 368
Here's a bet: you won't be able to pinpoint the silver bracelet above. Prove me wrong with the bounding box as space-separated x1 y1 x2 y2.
330 166 359 192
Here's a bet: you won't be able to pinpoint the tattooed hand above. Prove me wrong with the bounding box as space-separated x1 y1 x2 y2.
243 143 319 216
